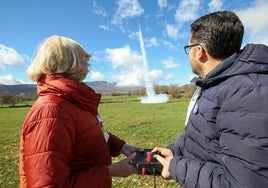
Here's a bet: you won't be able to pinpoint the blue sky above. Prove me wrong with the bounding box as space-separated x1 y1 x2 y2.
0 0 268 87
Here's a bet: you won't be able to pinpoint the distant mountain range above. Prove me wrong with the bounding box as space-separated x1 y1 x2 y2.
0 81 143 95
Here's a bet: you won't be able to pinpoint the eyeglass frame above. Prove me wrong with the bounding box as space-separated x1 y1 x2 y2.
184 43 201 54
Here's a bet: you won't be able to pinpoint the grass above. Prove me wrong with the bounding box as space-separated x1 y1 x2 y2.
0 95 188 187
0 106 30 187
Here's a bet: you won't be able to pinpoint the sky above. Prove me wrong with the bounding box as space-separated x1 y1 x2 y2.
0 0 268 87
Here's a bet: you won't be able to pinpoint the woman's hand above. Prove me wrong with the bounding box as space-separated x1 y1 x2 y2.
108 153 137 177
120 144 143 157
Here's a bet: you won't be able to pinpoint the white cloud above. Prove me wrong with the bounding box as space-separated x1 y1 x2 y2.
105 45 144 86
105 45 162 87
166 24 178 39
106 45 142 69
114 71 143 87
112 0 144 30
128 31 139 40
188 73 196 81
165 0 200 39
157 0 168 9
247 33 268 46
161 40 177 50
235 0 268 45
147 37 159 47
98 24 114 32
92 1 107 17
0 74 25 85
162 58 180 69
208 0 223 12
166 73 175 80
0 44 25 69
90 71 107 81
148 70 163 83
175 0 200 23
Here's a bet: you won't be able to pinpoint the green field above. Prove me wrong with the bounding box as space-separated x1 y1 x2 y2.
0 95 188 187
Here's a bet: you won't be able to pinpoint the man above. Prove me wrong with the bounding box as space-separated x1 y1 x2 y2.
153 11 268 188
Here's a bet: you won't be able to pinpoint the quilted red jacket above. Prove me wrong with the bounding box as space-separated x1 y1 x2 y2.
19 74 126 188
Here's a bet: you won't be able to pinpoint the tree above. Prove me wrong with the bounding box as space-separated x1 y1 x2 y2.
0 91 16 107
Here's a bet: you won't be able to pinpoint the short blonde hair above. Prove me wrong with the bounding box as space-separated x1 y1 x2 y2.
27 35 91 82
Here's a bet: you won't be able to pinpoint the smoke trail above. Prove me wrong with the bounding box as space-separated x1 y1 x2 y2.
138 20 169 104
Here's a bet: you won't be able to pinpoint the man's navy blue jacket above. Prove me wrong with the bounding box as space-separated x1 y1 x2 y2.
169 44 268 188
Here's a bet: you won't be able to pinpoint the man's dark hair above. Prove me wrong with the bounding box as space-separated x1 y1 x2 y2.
190 11 244 59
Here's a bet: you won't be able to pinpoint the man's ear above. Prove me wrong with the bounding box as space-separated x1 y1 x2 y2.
198 47 208 63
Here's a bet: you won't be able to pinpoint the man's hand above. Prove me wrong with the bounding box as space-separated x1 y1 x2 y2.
152 147 173 179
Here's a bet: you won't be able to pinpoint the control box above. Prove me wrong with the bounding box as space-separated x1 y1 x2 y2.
131 149 163 176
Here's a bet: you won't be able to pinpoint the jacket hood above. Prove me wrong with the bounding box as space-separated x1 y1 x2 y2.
193 44 268 89
37 74 101 115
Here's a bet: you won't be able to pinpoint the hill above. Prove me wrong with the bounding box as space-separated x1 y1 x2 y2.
0 81 142 96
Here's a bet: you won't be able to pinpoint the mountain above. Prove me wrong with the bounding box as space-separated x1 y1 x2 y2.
86 81 142 94
0 84 36 95
0 81 142 96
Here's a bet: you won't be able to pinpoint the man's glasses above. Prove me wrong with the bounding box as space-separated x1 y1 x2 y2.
184 43 201 54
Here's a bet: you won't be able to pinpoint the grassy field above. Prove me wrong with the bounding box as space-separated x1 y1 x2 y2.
0 95 188 187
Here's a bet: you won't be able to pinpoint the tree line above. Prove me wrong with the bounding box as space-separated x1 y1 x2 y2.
109 84 197 99
0 91 37 107
0 84 197 107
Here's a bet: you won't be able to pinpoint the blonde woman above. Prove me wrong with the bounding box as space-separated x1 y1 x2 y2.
19 35 141 188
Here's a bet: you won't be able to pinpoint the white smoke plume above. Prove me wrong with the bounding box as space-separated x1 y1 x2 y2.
138 20 169 104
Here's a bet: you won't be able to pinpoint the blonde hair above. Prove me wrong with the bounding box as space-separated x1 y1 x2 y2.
27 35 91 82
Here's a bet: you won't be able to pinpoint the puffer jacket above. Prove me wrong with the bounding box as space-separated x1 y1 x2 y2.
19 74 126 188
169 44 268 188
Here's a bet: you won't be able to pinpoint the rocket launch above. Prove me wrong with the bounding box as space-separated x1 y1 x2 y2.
138 19 169 104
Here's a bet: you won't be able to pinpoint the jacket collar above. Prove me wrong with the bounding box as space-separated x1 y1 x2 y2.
192 44 268 89
37 74 101 115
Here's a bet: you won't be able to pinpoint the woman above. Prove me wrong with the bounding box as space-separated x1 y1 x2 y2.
19 35 141 187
